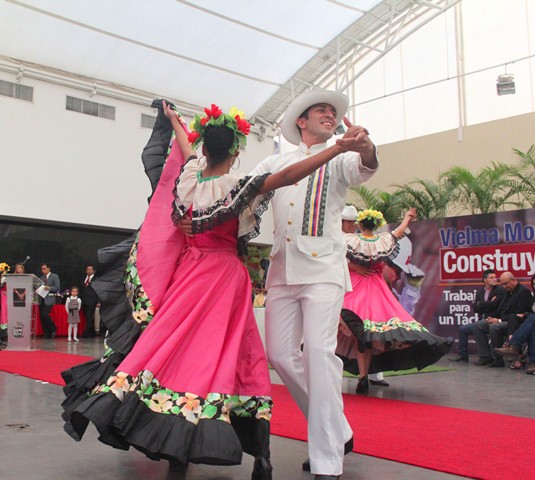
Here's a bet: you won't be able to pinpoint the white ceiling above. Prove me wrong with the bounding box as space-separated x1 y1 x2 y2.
0 0 459 127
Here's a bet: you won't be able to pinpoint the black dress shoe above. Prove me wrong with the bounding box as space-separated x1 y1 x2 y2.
50 332 56 338
356 375 369 394
302 436 353 471
345 436 354 453
489 358 505 368
251 457 272 480
369 379 390 386
451 355 469 362
474 357 493 366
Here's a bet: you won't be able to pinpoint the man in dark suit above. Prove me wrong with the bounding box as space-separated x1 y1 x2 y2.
473 271 533 367
38 263 60 338
81 265 101 338
451 269 504 362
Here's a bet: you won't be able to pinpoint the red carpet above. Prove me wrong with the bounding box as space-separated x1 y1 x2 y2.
1 350 534 479
0 350 93 385
271 384 535 480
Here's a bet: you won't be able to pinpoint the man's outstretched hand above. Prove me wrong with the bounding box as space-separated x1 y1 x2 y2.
335 117 377 167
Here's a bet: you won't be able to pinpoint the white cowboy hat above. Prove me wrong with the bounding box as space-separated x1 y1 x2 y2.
280 90 349 145
389 236 423 277
341 205 358 221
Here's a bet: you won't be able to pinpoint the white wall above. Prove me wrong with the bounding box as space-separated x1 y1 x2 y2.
0 70 276 244
1 71 152 228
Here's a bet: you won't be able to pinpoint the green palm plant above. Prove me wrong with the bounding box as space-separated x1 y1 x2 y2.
514 144 535 171
347 145 534 221
513 145 535 206
393 178 456 219
441 162 526 214
349 185 405 222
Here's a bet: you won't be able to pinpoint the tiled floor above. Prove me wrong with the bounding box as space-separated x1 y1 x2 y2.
1 337 533 480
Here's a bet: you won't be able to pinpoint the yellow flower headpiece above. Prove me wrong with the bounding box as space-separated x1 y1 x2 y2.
356 209 386 229
0 262 10 273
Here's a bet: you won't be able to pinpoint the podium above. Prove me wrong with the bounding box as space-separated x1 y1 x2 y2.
4 274 43 351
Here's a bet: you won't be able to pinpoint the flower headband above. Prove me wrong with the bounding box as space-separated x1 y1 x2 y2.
0 262 10 273
357 209 386 229
188 104 251 155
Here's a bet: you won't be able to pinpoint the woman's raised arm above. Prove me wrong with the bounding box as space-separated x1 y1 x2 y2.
163 100 194 160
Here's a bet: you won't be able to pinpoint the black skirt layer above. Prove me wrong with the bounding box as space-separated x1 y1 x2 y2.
338 309 452 376
68 389 269 465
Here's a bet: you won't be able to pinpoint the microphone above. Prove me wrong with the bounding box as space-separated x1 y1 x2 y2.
20 256 30 265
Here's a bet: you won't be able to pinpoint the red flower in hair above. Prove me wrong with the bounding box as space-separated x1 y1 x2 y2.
204 104 222 119
235 115 251 135
200 116 209 126
187 131 200 144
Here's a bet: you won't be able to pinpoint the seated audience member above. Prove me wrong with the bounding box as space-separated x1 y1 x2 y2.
494 314 535 375
472 272 533 367
505 273 535 336
499 274 535 370
451 269 504 362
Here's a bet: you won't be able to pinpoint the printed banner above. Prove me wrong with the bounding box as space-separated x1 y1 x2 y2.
387 208 535 354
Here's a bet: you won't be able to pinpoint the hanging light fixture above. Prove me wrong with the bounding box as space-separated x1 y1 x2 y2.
496 73 515 96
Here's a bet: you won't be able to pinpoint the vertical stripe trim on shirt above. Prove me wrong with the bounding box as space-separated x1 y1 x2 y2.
302 164 330 236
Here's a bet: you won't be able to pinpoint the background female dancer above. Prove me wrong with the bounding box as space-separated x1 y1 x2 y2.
336 208 452 394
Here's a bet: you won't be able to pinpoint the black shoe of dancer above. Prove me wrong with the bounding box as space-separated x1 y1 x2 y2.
356 375 369 394
251 457 272 480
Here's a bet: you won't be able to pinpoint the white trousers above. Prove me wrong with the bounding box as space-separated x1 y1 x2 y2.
266 283 352 476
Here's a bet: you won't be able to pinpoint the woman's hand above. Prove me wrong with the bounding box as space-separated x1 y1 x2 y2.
348 262 374 277
177 216 193 237
404 208 417 222
162 100 175 121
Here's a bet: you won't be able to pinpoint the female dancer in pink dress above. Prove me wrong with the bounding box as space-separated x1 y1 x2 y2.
0 262 8 345
61 100 350 479
336 208 452 394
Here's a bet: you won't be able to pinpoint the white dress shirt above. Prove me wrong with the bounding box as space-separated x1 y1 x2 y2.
250 142 377 290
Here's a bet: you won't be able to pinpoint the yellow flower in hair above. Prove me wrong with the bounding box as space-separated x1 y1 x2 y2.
228 106 245 119
356 209 386 229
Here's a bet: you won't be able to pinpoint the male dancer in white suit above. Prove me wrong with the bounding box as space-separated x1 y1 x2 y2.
250 90 378 479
